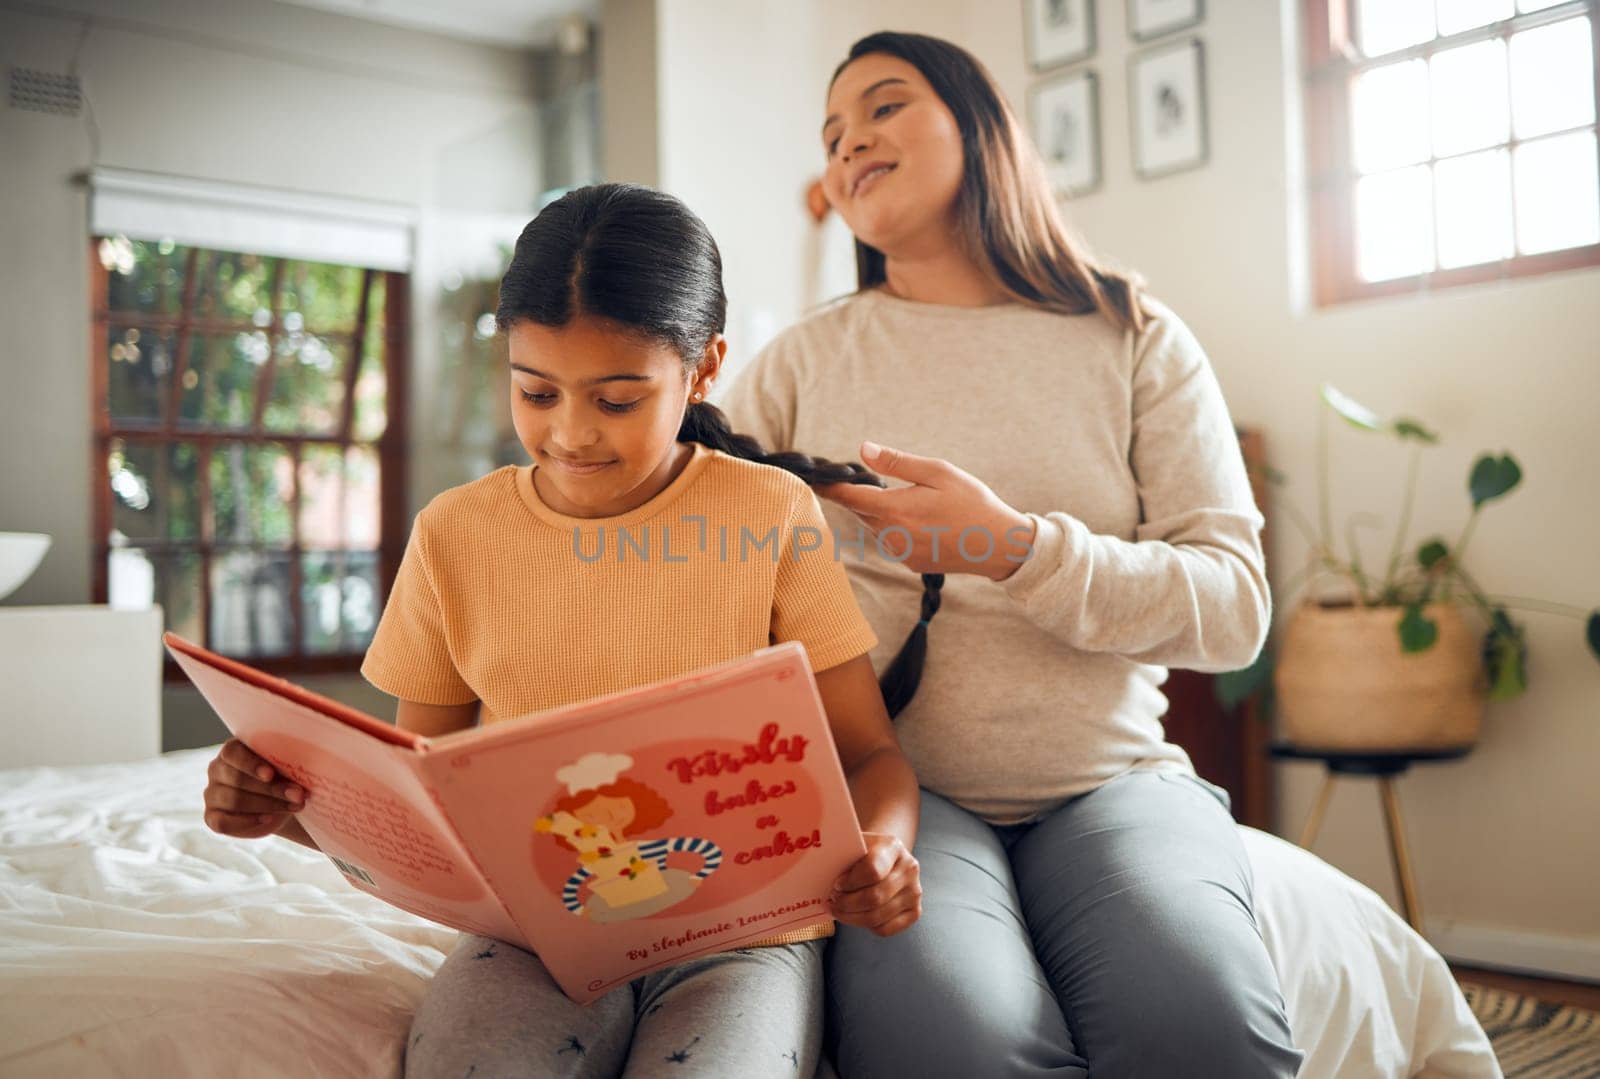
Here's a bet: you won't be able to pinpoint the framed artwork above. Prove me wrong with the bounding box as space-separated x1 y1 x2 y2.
1024 0 1096 71
1127 0 1203 40
1030 70 1101 195
1129 38 1207 179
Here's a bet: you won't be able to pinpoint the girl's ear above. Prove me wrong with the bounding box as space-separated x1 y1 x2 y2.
693 335 727 399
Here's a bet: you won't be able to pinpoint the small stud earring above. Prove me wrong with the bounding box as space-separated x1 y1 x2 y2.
692 392 703 402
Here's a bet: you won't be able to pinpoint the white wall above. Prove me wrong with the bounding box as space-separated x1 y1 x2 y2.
598 0 823 368
628 0 1600 974
655 0 824 367
0 0 547 747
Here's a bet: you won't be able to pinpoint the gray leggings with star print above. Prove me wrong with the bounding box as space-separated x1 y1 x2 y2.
404 935 822 1079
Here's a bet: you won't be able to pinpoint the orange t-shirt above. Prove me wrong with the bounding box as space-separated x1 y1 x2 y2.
362 442 878 725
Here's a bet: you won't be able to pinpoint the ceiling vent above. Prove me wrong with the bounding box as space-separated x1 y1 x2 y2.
9 68 82 116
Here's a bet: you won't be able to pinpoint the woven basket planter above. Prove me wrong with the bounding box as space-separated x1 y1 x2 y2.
1275 602 1485 751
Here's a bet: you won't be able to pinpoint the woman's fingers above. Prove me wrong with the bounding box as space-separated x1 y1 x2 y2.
815 482 895 518
859 442 951 487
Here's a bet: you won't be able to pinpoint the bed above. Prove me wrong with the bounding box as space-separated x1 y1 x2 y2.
0 747 1499 1078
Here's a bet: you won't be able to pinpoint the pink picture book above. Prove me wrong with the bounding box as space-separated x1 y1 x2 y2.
164 633 866 1004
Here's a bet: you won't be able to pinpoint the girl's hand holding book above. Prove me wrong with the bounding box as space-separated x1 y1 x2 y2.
828 831 922 937
202 737 307 839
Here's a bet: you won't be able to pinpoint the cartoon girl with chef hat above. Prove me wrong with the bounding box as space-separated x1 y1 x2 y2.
535 752 722 920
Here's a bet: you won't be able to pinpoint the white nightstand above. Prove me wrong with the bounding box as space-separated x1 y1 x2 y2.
0 605 164 767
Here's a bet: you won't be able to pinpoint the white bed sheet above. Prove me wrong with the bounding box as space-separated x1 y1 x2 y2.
0 748 1498 1078
1245 825 1499 1078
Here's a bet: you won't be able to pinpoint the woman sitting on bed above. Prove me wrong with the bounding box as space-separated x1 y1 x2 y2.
718 30 1303 1078
199 182 923 1079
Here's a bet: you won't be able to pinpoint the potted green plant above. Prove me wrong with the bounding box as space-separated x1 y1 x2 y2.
1219 385 1600 751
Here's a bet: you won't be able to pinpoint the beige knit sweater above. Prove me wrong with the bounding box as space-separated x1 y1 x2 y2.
721 288 1268 822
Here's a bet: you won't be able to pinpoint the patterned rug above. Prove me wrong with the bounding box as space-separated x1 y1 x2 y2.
1461 982 1600 1078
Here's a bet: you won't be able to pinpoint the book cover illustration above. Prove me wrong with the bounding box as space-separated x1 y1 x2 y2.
537 752 723 922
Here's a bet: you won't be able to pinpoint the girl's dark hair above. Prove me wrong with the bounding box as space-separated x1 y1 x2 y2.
496 183 932 718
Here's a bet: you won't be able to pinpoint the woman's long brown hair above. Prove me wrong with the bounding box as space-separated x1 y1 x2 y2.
830 32 1151 719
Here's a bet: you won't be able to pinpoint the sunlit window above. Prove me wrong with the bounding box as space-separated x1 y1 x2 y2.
92 237 406 671
1307 0 1600 302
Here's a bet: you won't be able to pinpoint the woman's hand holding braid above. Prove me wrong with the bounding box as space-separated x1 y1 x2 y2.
816 442 1037 581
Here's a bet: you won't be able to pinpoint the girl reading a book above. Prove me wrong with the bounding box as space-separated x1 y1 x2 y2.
201 182 921 1078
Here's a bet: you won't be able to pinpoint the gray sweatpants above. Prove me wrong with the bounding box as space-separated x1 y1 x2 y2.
827 772 1303 1079
405 936 823 1078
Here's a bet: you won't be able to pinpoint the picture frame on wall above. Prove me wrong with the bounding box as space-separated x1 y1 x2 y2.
1129 38 1206 179
1030 70 1101 195
1024 0 1096 71
1127 0 1203 41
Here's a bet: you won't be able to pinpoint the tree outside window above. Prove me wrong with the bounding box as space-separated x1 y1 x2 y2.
92 237 407 673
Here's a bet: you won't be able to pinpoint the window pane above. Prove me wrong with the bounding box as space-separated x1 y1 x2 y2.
346 446 381 549
1359 0 1435 57
193 251 278 325
107 440 200 543
103 238 189 315
109 548 202 642
301 552 343 654
180 333 268 428
341 550 380 651
299 444 381 550
1514 131 1600 254
107 546 154 610
1436 149 1514 267
281 261 363 333
353 276 388 442
1518 0 1567 11
264 333 349 435
106 326 176 423
159 551 205 643
299 444 345 550
352 348 389 442
1509 17 1595 139
211 550 293 656
1436 0 1513 36
1431 40 1509 157
1357 165 1436 280
1354 60 1431 172
301 550 379 654
211 442 294 547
